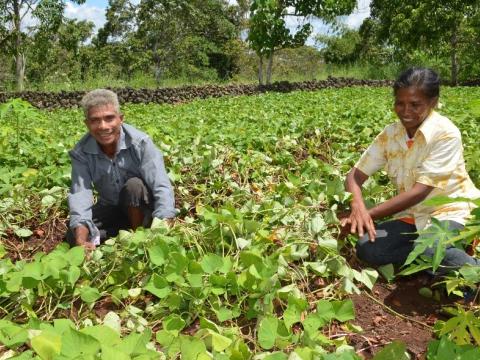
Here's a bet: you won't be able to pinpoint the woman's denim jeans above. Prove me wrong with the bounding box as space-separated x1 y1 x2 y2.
356 219 479 272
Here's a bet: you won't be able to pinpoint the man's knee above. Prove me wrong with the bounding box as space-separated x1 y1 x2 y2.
121 177 149 207
356 234 395 265
423 246 435 259
124 177 145 195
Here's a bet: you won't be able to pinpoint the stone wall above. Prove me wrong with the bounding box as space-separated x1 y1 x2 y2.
0 77 394 109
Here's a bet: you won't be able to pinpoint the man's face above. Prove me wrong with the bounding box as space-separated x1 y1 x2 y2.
394 87 437 137
85 103 123 152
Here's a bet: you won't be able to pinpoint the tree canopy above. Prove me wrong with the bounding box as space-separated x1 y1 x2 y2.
95 0 242 83
2 0 480 89
0 0 86 90
248 0 356 84
369 0 480 84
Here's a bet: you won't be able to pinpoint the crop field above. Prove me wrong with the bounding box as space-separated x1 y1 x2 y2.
1 87 480 359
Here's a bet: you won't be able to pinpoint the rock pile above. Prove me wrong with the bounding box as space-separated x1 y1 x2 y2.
459 79 480 87
0 77 394 109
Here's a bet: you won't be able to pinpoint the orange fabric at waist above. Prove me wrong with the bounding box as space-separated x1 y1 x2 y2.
399 217 415 225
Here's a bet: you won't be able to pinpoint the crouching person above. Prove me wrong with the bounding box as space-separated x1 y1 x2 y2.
66 89 175 250
341 68 480 273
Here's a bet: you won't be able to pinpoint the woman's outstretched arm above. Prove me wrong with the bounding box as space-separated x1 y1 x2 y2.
342 167 434 241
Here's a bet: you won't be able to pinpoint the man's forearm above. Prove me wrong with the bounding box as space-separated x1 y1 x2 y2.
152 185 176 219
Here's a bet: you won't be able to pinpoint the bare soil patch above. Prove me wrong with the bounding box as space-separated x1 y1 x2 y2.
348 275 454 359
2 217 66 261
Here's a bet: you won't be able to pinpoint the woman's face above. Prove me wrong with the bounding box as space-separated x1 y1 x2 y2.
394 87 437 137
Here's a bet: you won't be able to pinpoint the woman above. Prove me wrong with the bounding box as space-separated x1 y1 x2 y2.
341 67 480 271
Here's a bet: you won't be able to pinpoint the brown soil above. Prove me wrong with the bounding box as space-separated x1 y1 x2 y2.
94 297 120 319
348 275 453 359
2 217 66 261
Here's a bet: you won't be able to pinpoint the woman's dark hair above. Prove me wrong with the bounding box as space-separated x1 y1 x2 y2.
393 67 440 99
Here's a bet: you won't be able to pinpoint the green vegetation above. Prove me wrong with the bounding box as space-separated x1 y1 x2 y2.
247 0 355 84
317 1 480 84
1 87 480 357
367 0 480 85
2 1 480 91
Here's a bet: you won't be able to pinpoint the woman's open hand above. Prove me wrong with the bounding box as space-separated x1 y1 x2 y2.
340 202 376 242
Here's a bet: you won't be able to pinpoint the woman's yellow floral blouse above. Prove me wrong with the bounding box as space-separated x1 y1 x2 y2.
355 111 480 230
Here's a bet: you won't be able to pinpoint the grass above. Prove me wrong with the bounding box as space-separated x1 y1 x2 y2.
2 62 403 93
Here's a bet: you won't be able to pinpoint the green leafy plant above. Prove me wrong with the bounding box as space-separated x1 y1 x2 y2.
2 86 480 357
433 307 480 347
428 336 480 359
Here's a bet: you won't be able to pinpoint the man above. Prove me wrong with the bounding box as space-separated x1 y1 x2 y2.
67 89 175 249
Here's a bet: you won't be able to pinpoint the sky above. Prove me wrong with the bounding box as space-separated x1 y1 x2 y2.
65 0 372 45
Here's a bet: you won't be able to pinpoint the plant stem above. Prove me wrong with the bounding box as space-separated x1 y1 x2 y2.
363 290 433 329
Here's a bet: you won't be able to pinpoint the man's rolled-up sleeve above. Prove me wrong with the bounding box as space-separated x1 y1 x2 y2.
416 136 462 189
68 152 97 234
139 139 176 219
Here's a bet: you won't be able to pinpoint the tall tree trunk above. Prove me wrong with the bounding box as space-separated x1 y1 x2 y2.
154 65 163 86
16 54 25 90
258 55 264 85
13 0 24 91
153 41 163 86
450 28 458 86
266 52 274 85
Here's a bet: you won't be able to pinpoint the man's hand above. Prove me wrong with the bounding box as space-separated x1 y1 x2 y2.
165 218 175 227
75 238 96 251
337 211 352 239
74 225 95 250
340 202 376 242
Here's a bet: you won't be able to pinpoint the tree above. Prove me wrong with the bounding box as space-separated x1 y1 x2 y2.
231 0 251 33
57 19 94 57
96 0 136 46
0 0 85 90
136 0 240 83
135 0 195 84
356 18 393 67
186 0 241 80
94 0 149 80
27 18 94 84
316 26 361 65
458 10 480 81
95 0 242 84
369 0 480 84
247 0 356 84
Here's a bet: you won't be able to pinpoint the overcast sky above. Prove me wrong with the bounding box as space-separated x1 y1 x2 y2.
65 0 372 45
